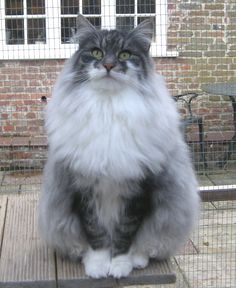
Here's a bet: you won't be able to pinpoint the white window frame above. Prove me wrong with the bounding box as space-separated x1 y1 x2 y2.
0 0 177 60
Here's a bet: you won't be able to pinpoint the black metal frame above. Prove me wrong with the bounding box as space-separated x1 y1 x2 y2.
173 92 207 168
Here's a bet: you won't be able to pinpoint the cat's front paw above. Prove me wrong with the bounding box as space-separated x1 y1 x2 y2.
132 253 149 269
109 254 133 278
82 248 111 278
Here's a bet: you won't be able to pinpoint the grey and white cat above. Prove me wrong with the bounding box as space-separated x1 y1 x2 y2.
38 14 199 279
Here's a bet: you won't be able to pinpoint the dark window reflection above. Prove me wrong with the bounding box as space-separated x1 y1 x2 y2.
116 17 134 31
61 0 79 14
61 16 101 43
83 0 101 14
6 19 24 44
137 0 155 13
5 0 23 15
27 18 46 44
27 0 45 15
116 0 134 14
86 17 101 28
61 17 77 43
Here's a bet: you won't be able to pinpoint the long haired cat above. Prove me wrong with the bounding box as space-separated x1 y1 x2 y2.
39 14 199 279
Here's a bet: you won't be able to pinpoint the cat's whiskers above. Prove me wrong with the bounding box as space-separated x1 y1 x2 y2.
73 72 91 85
110 72 146 91
72 70 149 98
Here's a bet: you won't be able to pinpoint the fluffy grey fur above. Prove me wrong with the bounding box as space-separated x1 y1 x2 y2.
38 14 200 279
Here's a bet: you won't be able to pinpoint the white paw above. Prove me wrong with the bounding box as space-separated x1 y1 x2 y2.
82 248 111 278
132 253 149 269
109 254 133 278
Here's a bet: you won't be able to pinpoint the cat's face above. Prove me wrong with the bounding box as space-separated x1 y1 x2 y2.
72 15 153 92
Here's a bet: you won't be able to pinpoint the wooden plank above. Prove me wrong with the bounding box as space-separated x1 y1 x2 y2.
200 185 236 202
0 196 7 250
57 256 176 288
57 256 117 288
118 259 176 287
0 193 176 287
0 193 56 288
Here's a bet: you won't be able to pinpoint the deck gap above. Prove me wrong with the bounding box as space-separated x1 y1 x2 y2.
0 197 8 259
54 251 59 288
115 278 119 287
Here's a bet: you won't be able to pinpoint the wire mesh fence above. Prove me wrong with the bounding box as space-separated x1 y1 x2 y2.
0 1 235 287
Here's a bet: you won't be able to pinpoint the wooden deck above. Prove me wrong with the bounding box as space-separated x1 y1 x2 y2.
0 193 176 288
0 169 235 287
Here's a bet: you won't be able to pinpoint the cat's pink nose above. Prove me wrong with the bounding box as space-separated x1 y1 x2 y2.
103 63 114 72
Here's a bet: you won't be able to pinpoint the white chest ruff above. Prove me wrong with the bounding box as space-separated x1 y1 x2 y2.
47 83 177 180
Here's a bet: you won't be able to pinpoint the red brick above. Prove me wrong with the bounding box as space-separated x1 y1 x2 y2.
11 151 32 160
26 112 36 119
16 106 28 112
8 74 21 80
0 137 13 146
1 113 8 119
30 136 48 146
12 137 30 146
3 125 15 132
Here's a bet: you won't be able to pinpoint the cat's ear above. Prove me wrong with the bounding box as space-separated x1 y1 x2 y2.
76 13 97 34
129 20 153 52
74 14 98 44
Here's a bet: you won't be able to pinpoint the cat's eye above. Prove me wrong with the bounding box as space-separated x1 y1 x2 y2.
91 48 103 60
118 51 131 61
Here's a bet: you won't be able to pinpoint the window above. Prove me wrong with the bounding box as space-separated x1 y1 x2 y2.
61 0 101 44
5 0 46 45
0 0 176 60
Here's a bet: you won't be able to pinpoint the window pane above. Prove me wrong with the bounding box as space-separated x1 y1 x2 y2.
86 17 101 29
61 16 100 44
61 0 79 15
116 17 134 31
6 19 24 44
138 0 155 13
116 0 134 14
27 18 46 44
5 0 23 15
83 0 101 14
27 0 45 14
61 17 77 43
137 17 155 40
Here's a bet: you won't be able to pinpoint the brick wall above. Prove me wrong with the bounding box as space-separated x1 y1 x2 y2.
156 0 236 94
0 0 235 155
0 60 63 136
